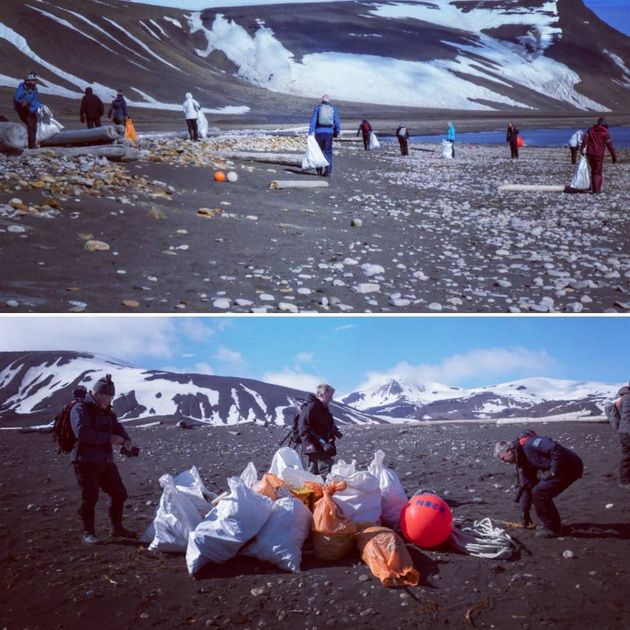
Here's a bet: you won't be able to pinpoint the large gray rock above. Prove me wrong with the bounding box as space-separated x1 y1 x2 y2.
0 122 27 150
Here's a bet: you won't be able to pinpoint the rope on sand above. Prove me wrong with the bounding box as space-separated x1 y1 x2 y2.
449 517 518 559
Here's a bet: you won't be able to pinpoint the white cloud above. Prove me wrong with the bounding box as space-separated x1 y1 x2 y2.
355 347 555 391
295 352 314 363
261 368 321 393
213 345 243 363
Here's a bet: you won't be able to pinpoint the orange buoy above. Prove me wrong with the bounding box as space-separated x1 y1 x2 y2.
517 136 524 148
213 171 226 182
399 493 453 548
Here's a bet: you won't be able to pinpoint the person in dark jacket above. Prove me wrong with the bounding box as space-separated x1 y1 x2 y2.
396 123 410 156
70 374 137 545
80 87 104 129
494 430 583 538
13 71 40 149
357 119 372 150
506 122 519 159
108 90 128 126
580 117 617 194
308 95 341 177
610 384 630 489
297 383 343 476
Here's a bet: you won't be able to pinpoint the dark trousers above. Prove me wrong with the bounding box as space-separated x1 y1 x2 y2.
398 137 409 155
531 465 582 532
509 140 519 158
18 109 38 149
569 146 579 164
619 432 630 484
305 453 334 477
362 132 370 150
448 139 455 158
186 118 199 141
315 131 334 175
74 462 128 534
586 154 604 193
86 118 102 129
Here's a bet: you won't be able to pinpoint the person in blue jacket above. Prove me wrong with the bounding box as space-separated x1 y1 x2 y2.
70 374 138 545
494 429 583 538
446 121 456 158
108 89 128 126
13 71 40 149
308 95 341 176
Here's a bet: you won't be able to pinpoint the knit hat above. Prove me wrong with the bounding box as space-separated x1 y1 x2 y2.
93 374 115 396
25 72 38 82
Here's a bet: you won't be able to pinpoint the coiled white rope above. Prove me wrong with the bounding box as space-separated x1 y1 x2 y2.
449 518 517 559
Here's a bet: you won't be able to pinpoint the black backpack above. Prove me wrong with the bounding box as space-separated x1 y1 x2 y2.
53 387 87 454
280 398 307 448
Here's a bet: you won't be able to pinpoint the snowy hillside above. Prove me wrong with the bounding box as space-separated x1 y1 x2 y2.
1 0 628 122
0 351 382 427
341 376 620 420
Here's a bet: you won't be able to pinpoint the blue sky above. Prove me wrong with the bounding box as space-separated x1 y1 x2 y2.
118 1 630 37
0 316 627 396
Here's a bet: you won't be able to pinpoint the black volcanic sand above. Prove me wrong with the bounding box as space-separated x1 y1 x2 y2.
0 132 629 313
1 421 628 630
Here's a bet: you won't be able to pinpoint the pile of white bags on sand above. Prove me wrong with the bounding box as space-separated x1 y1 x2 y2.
141 447 410 576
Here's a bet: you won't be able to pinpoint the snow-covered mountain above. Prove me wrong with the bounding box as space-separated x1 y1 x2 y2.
1 0 628 124
0 351 382 427
341 376 620 420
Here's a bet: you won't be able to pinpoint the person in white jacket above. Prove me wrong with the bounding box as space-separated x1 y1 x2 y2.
183 92 201 141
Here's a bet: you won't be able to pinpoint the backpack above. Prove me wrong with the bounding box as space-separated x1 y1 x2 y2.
279 398 307 448
605 399 621 430
53 387 88 454
317 103 334 127
361 121 370 133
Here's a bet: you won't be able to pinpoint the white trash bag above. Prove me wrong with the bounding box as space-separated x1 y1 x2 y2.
242 496 313 572
36 105 63 143
197 109 208 138
570 155 591 190
302 135 329 171
186 476 273 575
268 446 304 477
328 459 382 526
368 450 408 529
173 465 216 517
441 139 453 159
368 132 380 149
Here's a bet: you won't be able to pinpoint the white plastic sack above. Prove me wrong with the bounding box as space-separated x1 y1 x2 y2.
301 135 329 170
268 446 304 477
328 459 382 526
240 461 258 489
441 139 453 159
197 109 208 138
570 155 591 190
36 105 63 143
144 474 202 553
242 497 312 572
173 465 216 518
368 132 380 149
368 450 408 529
186 476 273 575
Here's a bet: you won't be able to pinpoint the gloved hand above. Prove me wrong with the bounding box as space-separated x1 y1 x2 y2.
333 427 343 439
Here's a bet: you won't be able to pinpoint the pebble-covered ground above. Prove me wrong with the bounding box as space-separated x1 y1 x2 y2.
0 134 627 313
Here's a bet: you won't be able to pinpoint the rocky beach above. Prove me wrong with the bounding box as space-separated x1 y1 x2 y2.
1 419 628 630
0 128 628 314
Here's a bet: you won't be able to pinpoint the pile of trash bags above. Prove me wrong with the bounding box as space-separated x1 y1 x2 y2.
140 447 419 587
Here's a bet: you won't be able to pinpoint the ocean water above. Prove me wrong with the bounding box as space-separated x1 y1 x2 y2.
407 127 630 148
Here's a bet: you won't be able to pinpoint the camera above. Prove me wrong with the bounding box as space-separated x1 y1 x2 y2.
121 445 140 457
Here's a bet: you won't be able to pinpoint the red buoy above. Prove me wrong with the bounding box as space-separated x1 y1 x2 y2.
399 493 453 548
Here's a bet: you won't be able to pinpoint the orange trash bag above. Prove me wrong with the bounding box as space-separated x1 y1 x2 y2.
355 526 420 587
311 481 357 561
253 473 288 501
124 117 137 141
304 481 324 502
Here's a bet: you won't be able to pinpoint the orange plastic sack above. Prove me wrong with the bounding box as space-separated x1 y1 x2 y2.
311 481 357 561
304 481 324 502
124 118 137 141
253 473 288 501
355 526 420 587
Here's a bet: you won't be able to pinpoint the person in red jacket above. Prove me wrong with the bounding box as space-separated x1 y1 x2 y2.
580 117 617 194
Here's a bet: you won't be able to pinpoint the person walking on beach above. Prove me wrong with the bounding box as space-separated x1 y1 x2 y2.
80 87 104 129
13 71 40 149
446 121 456 158
494 429 583 538
298 383 343 476
70 374 138 545
108 90 128 126
506 122 519 159
580 117 617 194
568 129 583 164
396 123 410 156
183 92 201 141
309 95 341 177
606 384 630 489
357 119 372 150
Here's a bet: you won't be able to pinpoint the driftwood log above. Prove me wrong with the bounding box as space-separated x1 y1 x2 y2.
0 122 27 151
40 125 121 147
269 179 329 189
498 184 567 192
213 151 303 168
28 145 140 162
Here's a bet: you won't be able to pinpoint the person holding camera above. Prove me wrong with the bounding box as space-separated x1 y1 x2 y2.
298 383 343 476
494 430 583 538
70 374 138 545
